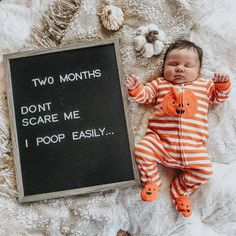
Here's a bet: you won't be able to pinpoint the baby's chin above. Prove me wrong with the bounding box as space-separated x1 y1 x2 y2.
166 78 186 84
174 78 186 84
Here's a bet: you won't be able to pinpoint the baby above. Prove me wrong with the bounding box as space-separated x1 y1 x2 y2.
125 40 231 217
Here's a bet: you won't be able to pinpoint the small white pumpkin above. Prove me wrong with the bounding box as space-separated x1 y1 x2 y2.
99 5 124 31
134 23 166 58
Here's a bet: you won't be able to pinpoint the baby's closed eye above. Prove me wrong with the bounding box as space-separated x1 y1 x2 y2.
185 63 194 68
168 62 178 66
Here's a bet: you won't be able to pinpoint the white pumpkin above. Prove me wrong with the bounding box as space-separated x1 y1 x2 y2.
133 23 166 58
99 5 124 31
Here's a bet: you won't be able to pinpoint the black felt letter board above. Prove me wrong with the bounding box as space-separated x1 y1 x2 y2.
5 39 139 202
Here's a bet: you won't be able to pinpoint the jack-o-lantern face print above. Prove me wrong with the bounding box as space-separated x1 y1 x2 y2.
141 182 158 202
175 195 192 217
161 87 198 118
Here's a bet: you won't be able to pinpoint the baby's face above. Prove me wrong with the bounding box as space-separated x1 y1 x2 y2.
163 48 200 84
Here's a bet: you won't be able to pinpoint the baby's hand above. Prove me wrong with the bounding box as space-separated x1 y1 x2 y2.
212 72 230 83
125 74 141 90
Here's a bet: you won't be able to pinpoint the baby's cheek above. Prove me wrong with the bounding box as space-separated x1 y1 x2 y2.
187 68 199 79
164 68 174 80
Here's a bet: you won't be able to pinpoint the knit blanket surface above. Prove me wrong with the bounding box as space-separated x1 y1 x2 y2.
0 0 236 235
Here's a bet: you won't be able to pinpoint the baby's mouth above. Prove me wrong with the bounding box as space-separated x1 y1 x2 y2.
174 75 184 79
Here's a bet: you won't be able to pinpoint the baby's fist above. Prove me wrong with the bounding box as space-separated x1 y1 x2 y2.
212 72 230 83
125 74 140 90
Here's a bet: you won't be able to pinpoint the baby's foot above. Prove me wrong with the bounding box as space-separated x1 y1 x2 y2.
174 195 192 217
140 181 159 202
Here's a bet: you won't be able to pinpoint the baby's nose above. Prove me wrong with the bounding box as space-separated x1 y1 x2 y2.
175 65 184 72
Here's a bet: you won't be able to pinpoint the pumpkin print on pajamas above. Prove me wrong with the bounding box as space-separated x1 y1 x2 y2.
161 87 198 118
140 181 159 202
174 195 192 217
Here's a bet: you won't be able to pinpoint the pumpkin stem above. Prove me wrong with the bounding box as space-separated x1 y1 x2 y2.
107 10 112 15
146 30 159 43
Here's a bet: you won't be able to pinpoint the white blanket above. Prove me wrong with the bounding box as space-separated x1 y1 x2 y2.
0 0 236 235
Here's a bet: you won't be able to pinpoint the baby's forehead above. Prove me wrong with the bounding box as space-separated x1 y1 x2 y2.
167 48 199 60
169 47 197 54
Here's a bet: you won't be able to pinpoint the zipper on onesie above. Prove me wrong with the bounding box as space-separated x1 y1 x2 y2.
179 84 187 166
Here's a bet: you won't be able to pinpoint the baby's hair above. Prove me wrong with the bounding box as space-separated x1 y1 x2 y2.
163 40 203 68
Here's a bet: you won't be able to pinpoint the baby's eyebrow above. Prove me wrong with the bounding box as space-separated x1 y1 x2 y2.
167 59 177 62
167 61 178 64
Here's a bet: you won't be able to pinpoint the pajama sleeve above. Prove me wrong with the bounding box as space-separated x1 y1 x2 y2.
207 79 231 104
128 79 159 104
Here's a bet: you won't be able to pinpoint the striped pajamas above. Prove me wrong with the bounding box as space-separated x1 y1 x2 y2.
129 77 231 199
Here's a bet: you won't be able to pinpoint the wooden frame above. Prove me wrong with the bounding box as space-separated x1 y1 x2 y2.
4 38 140 202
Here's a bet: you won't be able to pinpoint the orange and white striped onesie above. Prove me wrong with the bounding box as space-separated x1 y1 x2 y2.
129 77 231 200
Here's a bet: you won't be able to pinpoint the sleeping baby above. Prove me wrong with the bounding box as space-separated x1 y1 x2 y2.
125 40 231 217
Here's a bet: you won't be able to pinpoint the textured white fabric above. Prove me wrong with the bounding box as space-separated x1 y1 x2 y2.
0 0 236 235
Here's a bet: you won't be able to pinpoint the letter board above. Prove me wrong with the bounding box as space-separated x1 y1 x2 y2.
4 38 140 202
